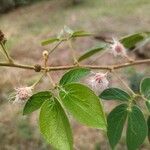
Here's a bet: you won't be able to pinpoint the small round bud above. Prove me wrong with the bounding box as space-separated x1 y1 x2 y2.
42 50 49 58
34 64 42 72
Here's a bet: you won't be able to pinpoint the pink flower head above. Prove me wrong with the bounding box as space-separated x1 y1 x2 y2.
88 72 109 92
110 38 127 57
13 86 33 103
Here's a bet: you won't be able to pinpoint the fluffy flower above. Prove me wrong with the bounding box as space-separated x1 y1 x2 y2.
110 39 127 57
88 72 109 92
13 86 33 103
57 26 73 39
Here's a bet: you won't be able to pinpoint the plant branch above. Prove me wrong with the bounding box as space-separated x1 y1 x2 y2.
0 62 36 70
0 59 150 71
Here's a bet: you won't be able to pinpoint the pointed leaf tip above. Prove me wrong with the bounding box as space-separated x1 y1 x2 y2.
39 98 73 150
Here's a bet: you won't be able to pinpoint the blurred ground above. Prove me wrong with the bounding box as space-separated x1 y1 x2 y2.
0 0 150 149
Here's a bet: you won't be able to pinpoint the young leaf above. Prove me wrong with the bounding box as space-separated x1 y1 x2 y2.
71 30 92 38
147 116 150 143
59 83 107 130
23 91 52 115
107 104 128 149
59 68 90 86
41 37 59 46
99 88 131 102
120 32 150 49
140 77 150 111
126 106 148 150
78 44 107 62
39 98 73 150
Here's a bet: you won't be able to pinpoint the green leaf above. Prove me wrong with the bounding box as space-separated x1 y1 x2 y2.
140 77 150 100
59 83 107 130
120 32 150 49
147 116 150 143
41 37 59 46
140 77 150 111
23 91 52 115
107 104 128 149
78 44 107 62
41 30 91 46
71 30 92 38
126 106 148 150
146 101 150 112
59 68 90 86
99 88 131 102
39 98 73 150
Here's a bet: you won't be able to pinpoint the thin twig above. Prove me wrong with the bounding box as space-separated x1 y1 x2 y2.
31 73 46 88
0 43 14 63
112 70 136 96
47 73 56 88
68 39 78 64
48 40 62 55
0 62 36 70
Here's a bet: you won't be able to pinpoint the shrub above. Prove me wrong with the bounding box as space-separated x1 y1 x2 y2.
0 27 150 150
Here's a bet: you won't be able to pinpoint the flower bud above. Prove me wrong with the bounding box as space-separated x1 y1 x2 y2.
42 50 49 58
